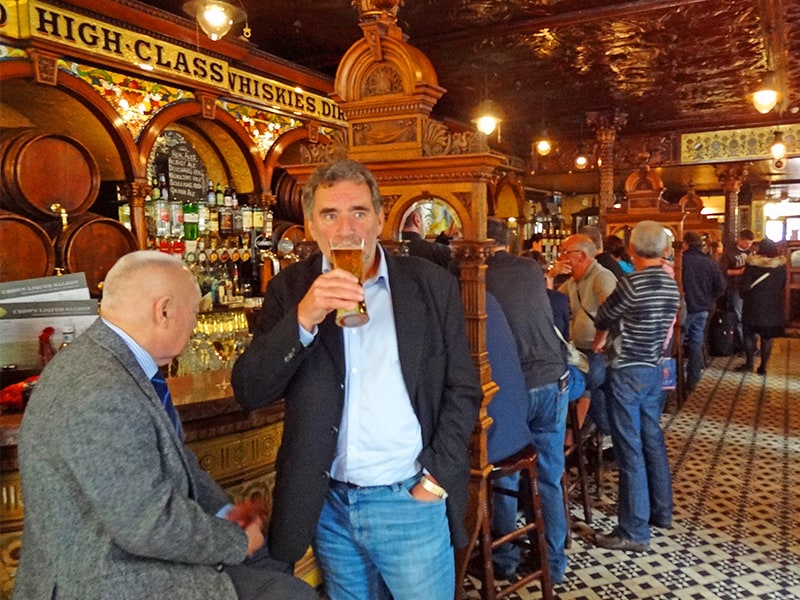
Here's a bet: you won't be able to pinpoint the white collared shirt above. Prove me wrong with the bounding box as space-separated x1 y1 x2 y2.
311 246 423 486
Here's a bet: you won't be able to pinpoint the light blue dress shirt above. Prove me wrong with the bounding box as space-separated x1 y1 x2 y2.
300 246 423 486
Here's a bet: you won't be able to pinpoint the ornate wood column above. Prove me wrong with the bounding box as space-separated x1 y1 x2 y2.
715 162 751 246
586 110 627 230
450 239 496 598
122 178 150 250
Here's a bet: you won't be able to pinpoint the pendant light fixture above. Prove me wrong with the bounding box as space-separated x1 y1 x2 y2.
472 67 503 137
770 131 786 161
535 130 552 156
183 1 249 42
574 142 589 170
751 72 780 114
472 99 504 136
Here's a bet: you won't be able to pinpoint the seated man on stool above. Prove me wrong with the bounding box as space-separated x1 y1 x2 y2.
485 291 539 579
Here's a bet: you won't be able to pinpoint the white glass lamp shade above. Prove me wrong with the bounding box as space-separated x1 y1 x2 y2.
751 73 780 114
770 131 786 161
535 137 552 156
472 99 504 135
183 1 246 41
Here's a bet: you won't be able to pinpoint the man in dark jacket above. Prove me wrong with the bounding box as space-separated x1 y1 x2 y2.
681 231 726 391
400 206 453 269
485 218 569 583
232 159 481 600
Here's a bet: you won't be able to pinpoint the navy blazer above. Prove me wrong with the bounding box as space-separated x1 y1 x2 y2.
232 249 482 561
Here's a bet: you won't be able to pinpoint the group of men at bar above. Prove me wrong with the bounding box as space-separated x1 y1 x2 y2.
16 159 684 600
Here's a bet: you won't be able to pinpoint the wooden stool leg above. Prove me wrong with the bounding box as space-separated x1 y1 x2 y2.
575 425 593 524
522 465 554 600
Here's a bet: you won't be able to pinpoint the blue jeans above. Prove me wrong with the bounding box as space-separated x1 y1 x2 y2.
728 290 744 348
492 381 568 582
313 474 454 600
683 311 709 389
583 350 612 434
607 366 673 544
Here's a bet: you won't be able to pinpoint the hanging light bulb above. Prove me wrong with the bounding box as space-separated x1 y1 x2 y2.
770 131 786 161
751 72 780 114
183 1 247 41
574 142 589 170
535 130 552 156
472 99 504 136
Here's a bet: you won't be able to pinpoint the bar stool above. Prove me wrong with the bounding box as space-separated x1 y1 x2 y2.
563 397 593 548
474 445 554 600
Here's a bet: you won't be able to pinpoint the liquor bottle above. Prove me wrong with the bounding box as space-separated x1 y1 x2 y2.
241 202 253 233
223 185 234 208
169 196 184 239
264 208 274 239
252 204 265 233
206 179 216 204
159 173 170 202
232 203 244 236
58 325 75 351
151 175 160 201
154 193 171 239
197 192 209 237
183 199 199 241
218 204 233 237
215 182 224 206
207 204 220 238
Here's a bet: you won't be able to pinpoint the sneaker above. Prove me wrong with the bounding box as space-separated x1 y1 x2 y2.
595 530 650 552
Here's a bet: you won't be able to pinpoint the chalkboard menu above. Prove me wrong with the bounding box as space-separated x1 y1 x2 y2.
166 142 206 203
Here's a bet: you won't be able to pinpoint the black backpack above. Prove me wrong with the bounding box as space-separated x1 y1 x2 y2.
708 309 735 356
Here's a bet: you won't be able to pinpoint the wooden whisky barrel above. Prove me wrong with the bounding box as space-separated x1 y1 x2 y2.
272 219 305 251
0 210 56 282
54 213 137 297
272 169 304 224
0 128 100 220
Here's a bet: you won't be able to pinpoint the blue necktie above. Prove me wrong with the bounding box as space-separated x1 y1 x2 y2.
150 372 183 438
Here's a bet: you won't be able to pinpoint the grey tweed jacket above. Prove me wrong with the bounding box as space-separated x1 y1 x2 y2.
15 319 247 600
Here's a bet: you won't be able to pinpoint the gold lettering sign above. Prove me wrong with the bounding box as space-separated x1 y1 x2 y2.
1 0 347 126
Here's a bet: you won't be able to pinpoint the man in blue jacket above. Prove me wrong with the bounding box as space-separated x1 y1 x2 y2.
681 231 726 391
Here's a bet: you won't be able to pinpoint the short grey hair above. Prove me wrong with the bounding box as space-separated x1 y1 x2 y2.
302 159 383 219
567 234 597 258
578 225 602 250
630 220 668 258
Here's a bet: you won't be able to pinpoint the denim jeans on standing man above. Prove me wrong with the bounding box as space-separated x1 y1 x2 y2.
607 365 673 545
313 474 454 600
682 310 709 390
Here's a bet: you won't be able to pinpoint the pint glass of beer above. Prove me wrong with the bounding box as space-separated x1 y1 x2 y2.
329 234 369 327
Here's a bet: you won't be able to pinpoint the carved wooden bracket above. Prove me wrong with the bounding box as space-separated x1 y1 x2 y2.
197 93 217 119
30 49 60 86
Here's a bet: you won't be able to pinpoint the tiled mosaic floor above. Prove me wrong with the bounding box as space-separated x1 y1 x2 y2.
464 337 800 599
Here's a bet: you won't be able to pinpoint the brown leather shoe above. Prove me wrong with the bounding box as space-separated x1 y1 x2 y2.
595 531 650 552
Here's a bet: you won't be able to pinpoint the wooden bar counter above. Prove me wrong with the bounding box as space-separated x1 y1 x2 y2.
0 369 320 599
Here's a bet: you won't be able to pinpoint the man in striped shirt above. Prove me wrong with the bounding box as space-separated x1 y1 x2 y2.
591 221 680 552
